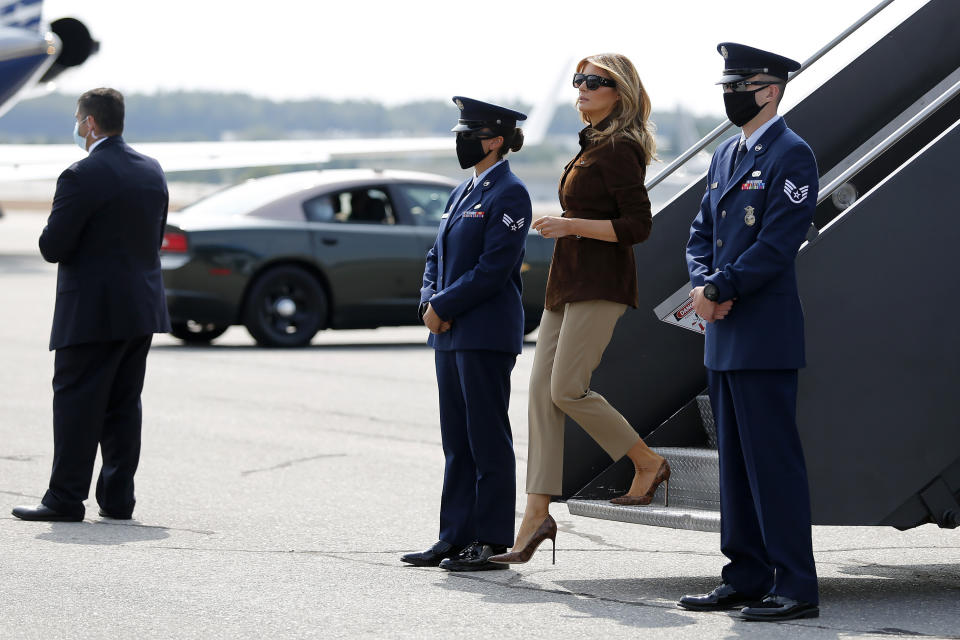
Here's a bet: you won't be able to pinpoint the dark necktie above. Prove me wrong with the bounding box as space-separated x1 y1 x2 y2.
730 139 746 179
453 180 474 212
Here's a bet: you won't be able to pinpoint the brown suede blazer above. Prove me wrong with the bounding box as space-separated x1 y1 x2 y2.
543 124 652 311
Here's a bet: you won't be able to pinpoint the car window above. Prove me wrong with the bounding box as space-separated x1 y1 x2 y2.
392 183 453 226
304 187 395 224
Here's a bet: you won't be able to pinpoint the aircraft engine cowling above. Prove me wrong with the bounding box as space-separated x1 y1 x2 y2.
39 18 100 83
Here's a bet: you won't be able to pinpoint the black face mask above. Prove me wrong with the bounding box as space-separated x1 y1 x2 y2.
723 87 766 127
456 134 489 169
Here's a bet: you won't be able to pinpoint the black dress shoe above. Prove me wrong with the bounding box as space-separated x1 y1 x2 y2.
678 583 765 611
400 540 462 567
98 508 132 520
439 542 509 572
11 504 82 522
740 595 819 621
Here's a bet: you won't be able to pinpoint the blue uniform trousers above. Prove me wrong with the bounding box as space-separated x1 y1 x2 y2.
435 349 516 548
708 368 819 604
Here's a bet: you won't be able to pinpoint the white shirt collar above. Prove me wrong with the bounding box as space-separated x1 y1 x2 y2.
740 115 781 150
472 159 505 188
88 136 108 153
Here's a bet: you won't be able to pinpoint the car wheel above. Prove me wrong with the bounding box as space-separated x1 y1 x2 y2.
242 265 327 347
170 321 228 344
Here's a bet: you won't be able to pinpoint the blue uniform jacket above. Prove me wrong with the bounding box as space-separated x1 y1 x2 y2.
420 160 532 354
39 136 171 351
686 118 818 371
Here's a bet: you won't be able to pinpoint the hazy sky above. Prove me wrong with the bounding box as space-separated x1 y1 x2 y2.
42 0 925 116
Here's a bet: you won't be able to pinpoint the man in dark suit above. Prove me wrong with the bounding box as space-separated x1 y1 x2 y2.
12 88 170 523
679 44 819 621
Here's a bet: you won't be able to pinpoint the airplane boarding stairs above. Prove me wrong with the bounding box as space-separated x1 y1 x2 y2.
562 0 960 532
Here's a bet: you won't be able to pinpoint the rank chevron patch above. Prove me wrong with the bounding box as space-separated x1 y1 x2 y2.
502 213 523 231
784 179 809 204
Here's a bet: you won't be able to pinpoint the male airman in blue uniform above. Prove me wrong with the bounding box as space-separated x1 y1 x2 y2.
401 97 532 571
679 43 820 621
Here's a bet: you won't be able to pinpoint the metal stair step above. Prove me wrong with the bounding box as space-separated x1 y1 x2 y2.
649 446 720 510
695 394 718 449
566 500 721 533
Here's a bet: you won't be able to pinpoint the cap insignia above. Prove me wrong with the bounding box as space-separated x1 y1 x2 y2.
721 46 728 59
455 99 464 111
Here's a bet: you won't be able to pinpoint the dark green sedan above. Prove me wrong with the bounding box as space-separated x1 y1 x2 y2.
161 169 553 347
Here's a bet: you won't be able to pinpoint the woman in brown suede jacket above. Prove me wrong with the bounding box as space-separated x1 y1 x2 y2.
491 53 668 566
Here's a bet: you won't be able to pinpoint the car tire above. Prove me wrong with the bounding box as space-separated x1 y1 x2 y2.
242 265 327 347
170 321 228 344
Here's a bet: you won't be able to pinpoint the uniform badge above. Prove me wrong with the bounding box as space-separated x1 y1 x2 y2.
721 45 729 59
502 213 523 232
784 179 810 203
752 170 762 177
744 206 756 226
754 144 763 152
441 213 450 219
455 98 464 110
710 181 719 189
482 180 490 187
474 203 482 209
741 179 765 190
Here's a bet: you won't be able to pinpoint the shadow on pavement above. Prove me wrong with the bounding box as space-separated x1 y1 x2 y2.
150 342 429 352
438 569 960 638
437 572 701 631
36 520 171 545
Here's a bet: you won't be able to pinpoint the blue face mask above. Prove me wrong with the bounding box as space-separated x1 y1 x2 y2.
72 119 88 151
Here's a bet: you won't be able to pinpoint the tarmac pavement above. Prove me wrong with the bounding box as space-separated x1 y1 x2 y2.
0 209 958 639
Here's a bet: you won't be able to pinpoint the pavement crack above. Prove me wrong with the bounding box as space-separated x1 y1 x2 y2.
241 453 347 476
0 489 43 499
0 455 37 462
95 521 216 535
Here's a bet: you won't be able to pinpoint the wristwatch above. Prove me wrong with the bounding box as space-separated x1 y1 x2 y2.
703 283 719 302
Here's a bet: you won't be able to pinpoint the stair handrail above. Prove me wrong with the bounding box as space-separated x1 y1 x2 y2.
646 0 897 192
816 77 960 206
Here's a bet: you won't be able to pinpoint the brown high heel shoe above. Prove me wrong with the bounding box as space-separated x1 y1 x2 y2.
489 514 557 565
610 458 671 506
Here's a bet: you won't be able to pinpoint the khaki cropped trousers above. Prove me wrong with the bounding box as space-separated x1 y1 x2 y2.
526 299 640 496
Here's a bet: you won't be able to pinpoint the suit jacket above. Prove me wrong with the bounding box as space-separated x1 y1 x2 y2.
546 128 652 311
686 118 818 371
40 136 171 350
420 160 532 354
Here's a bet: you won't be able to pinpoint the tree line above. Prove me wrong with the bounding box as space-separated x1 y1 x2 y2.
0 91 721 147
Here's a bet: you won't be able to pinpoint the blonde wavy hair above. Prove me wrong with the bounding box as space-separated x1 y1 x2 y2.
576 53 657 164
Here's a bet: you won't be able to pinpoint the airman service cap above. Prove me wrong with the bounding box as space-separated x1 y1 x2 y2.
716 42 800 84
451 96 527 135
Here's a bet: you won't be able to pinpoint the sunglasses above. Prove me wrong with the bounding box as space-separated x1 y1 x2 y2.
721 80 783 92
573 73 616 90
456 129 497 141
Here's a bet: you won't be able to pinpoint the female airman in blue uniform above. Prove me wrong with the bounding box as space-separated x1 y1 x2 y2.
400 97 532 572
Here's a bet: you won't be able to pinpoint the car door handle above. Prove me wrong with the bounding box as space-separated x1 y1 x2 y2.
321 237 338 245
